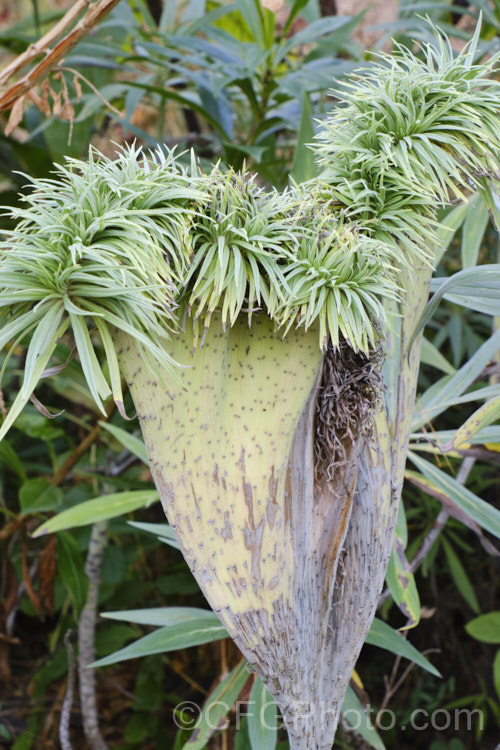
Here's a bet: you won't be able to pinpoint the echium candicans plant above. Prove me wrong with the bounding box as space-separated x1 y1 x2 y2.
1 24 500 750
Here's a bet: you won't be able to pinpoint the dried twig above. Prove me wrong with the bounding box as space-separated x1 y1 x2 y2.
0 516 24 543
1 1 97 87
6 558 38 635
164 656 209 695
379 647 442 712
0 0 122 115
59 630 75 750
78 521 108 750
57 66 123 118
21 538 43 619
407 508 449 574
51 422 103 486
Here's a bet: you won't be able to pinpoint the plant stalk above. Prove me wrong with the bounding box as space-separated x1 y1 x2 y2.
78 521 108 750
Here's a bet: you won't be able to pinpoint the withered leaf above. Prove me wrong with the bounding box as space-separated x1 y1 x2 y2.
30 393 64 419
26 86 51 117
5 95 26 136
51 91 62 117
73 74 82 101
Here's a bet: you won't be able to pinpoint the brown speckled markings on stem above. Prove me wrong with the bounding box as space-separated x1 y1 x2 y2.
260 364 392 750
114 266 431 749
264 270 433 749
389 267 434 494
115 314 324 623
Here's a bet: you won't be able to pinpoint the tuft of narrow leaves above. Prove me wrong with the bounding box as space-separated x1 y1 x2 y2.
280 197 399 351
313 22 500 263
183 165 297 333
182 168 400 352
0 145 205 436
1 23 500 434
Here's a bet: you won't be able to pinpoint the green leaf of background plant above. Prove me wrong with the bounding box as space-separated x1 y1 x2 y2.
33 490 159 536
415 267 500 343
434 203 469 264
438 289 500 317
182 660 249 749
341 686 385 750
461 194 490 268
408 452 500 539
128 520 181 549
420 336 456 375
385 543 421 627
92 618 228 667
123 80 231 137
56 532 88 610
19 478 63 514
412 328 500 430
465 612 500 643
282 15 354 54
102 606 220 628
365 618 440 676
237 0 267 47
282 0 312 35
441 537 480 615
0 327 66 442
395 495 408 546
414 385 500 434
95 624 139 657
0 441 27 482
494 649 500 701
290 92 317 184
248 677 277 750
443 394 500 451
233 718 252 749
410 425 500 447
99 421 148 463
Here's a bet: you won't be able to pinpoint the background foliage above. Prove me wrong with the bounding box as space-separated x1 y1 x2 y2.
0 1 499 749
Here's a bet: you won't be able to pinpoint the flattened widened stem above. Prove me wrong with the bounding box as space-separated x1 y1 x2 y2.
281 270 432 748
115 317 327 703
114 275 429 748
281 375 391 749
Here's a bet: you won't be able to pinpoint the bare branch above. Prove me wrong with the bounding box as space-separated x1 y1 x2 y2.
78 521 108 750
59 630 75 750
51 422 103 487
0 0 93 87
57 66 124 118
0 0 122 115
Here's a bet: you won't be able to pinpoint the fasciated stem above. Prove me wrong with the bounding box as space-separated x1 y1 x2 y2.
116 315 390 745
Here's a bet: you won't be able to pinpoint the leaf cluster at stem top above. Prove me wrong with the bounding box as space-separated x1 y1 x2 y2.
183 164 398 351
1 23 500 431
313 22 500 260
